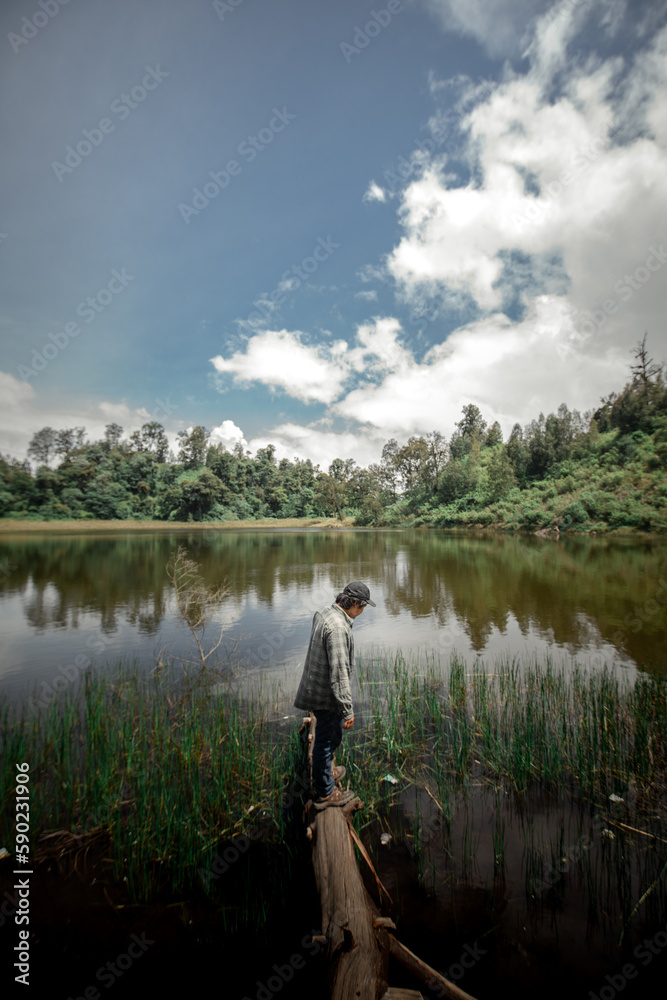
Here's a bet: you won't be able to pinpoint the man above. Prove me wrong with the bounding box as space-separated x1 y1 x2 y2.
294 582 376 809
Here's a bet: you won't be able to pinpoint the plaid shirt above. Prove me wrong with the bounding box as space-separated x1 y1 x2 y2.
294 603 355 720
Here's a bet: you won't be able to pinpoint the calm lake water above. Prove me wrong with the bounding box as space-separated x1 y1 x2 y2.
0 528 665 701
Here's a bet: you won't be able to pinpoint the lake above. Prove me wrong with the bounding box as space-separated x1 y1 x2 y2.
0 527 665 702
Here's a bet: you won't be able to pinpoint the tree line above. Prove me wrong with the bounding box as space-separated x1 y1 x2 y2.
1 338 665 530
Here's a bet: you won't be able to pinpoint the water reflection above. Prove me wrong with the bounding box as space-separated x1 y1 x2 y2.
0 529 665 696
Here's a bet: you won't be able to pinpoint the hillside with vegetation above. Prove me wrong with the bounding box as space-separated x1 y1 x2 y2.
1 338 666 532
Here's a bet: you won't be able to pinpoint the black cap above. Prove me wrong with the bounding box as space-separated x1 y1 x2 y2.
342 581 376 607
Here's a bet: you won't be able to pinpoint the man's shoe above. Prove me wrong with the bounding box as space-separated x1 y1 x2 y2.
332 765 346 781
313 788 354 810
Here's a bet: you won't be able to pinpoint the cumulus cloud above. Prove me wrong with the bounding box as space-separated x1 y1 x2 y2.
334 298 627 440
389 6 667 358
209 419 248 452
247 422 386 471
209 321 413 406
210 330 349 405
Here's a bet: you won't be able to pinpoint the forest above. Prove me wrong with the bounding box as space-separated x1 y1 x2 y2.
2 339 666 532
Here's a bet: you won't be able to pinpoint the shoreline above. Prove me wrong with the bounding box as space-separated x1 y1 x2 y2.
0 516 357 533
0 517 661 538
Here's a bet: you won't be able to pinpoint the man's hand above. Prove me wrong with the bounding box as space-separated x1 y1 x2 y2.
343 715 354 729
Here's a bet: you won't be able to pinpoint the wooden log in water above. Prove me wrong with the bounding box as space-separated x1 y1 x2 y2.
381 990 424 999
388 935 479 1000
301 714 480 1000
307 796 389 1000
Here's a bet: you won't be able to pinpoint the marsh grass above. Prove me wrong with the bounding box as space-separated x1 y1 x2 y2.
1 649 665 936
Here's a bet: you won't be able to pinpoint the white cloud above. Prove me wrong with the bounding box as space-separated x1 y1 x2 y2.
363 181 387 203
209 419 248 452
347 317 412 375
426 0 548 58
99 401 151 424
210 329 349 405
387 12 667 360
354 289 379 302
209 321 415 406
207 301 630 467
247 423 386 471
334 298 628 441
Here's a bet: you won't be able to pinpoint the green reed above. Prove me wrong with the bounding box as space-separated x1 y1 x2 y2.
1 648 665 937
0 662 307 933
346 649 666 933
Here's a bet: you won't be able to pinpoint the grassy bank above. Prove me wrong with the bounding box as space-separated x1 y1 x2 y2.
1 652 666 942
0 516 356 533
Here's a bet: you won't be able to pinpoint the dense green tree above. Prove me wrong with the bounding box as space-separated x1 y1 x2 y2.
438 457 480 504
506 423 529 484
485 421 503 448
27 427 58 467
104 423 124 451
54 428 86 462
485 447 516 501
177 426 209 469
425 431 448 488
1 348 666 532
129 422 169 461
396 437 430 493
158 469 226 521
379 439 401 501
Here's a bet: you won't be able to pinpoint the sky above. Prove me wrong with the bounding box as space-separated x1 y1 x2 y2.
1 0 666 470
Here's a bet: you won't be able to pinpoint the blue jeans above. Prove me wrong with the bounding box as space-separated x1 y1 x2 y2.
312 709 344 798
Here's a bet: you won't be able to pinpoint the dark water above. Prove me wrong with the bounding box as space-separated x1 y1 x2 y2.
1 527 666 998
0 528 666 700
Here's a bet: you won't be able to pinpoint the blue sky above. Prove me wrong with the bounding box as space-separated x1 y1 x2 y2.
1 0 666 468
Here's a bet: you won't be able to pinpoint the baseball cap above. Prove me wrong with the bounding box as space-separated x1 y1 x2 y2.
342 581 376 607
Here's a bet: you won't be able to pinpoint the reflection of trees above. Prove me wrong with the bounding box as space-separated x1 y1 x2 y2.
0 530 664 667
377 533 667 662
0 535 171 636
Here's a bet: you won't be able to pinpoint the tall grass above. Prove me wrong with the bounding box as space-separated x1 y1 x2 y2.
0 663 306 932
347 651 666 805
1 650 665 935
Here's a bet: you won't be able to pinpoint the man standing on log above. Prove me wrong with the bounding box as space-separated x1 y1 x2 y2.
295 582 376 809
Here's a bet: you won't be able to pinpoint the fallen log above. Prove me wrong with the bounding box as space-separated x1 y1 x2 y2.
388 935 479 1000
306 795 389 999
300 714 482 1000
301 713 389 999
